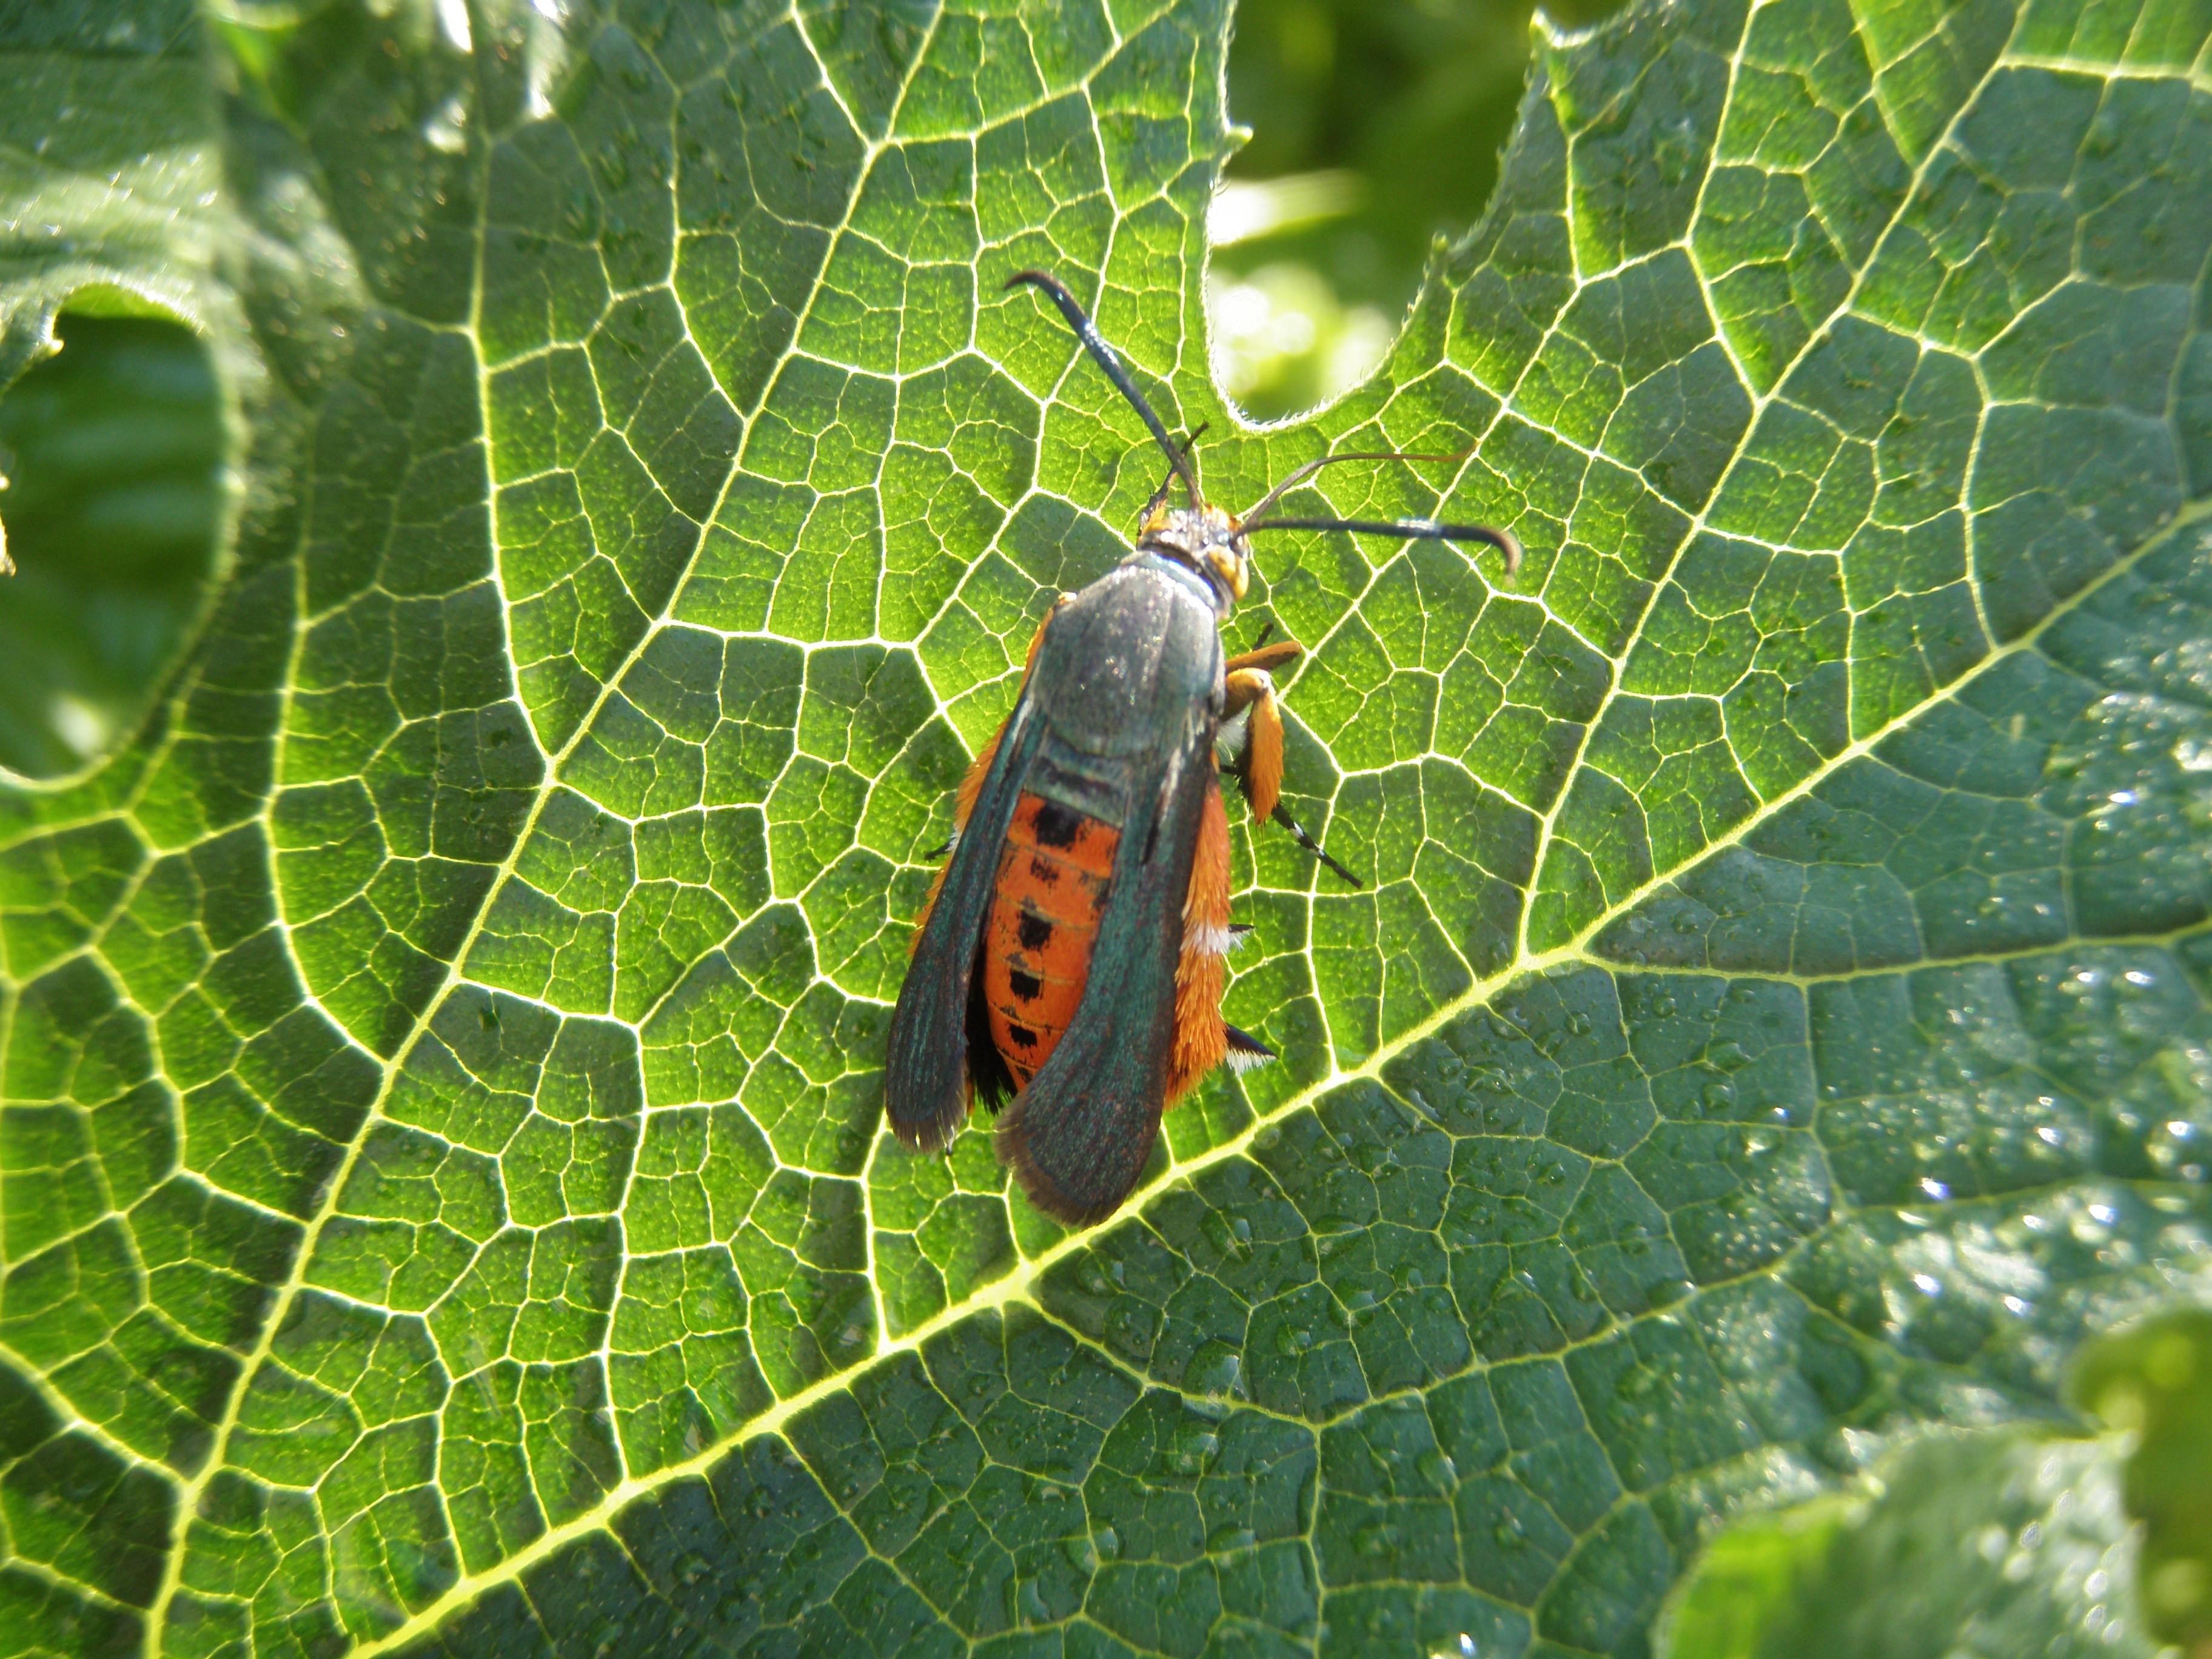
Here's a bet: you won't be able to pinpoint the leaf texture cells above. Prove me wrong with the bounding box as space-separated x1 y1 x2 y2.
0 0 2208 1654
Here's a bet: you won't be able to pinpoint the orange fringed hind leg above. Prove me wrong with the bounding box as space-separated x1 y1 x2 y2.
911 597 1070 945
1167 779 1233 1106
1167 779 1276 1107
1222 666 1287 823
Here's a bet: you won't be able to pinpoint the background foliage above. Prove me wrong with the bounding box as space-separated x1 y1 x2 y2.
1212 0 1626 418
0 310 226 777
1 0 2209 1656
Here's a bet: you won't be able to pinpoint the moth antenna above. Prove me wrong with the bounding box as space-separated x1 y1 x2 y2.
1256 517 1522 580
1249 620 1275 652
1008 270 1202 510
1239 447 1521 580
1141 423 1209 523
1238 449 1461 526
923 834 953 862
1271 801 1362 888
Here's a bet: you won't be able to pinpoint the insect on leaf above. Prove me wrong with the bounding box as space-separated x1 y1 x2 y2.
0 0 2208 1654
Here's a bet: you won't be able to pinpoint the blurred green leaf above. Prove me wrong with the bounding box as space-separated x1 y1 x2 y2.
1663 1430 2159 1659
2079 1311 2212 1651
1210 0 1634 420
0 313 226 776
1224 0 1616 306
1209 257 1395 420
1669 1312 2212 1659
0 1 2208 1657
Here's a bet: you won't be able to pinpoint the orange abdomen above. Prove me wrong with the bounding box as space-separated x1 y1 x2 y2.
982 793 1119 1088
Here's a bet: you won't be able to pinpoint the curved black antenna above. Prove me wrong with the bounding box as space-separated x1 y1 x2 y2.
1007 269 1203 511
1256 517 1524 578
1239 449 1465 527
1240 447 1522 578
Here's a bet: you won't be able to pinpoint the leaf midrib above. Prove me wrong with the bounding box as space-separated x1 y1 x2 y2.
335 477 2211 1659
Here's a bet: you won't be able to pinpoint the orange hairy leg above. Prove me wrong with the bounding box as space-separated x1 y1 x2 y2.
1223 637 1303 679
911 600 1067 945
1222 663 1290 823
1167 779 1233 1105
1164 637 1305 1102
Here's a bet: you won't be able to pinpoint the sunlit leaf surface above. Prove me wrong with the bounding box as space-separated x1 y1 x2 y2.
1 0 2208 1654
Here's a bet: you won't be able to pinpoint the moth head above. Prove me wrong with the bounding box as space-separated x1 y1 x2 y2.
1143 503 1251 610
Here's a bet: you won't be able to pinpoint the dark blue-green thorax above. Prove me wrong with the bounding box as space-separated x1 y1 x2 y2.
1017 554 1225 830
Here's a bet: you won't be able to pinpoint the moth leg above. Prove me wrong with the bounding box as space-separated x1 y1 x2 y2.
1218 660 1364 889
1267 801 1362 889
1225 1022 1275 1071
1167 777 1235 1107
1219 666 1287 823
1224 636 1304 679
914 596 1073 939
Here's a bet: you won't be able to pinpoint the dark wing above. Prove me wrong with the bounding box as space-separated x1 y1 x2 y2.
884 692 1046 1151
994 728 1216 1225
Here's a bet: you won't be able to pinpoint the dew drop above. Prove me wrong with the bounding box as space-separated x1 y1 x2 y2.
1355 1521 1400 1557
1199 1210 1237 1259
1164 1423 1221 1478
1187 1339 1244 1399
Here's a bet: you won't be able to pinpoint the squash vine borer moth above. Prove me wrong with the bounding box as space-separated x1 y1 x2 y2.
883 269 1521 1227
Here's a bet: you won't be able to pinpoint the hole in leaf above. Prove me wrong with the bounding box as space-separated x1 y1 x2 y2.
0 307 226 777
1215 0 1629 421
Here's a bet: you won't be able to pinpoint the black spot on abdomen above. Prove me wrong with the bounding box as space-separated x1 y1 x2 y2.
1006 1024 1039 1050
1032 799 1085 848
1017 908 1054 951
1008 968 1042 1002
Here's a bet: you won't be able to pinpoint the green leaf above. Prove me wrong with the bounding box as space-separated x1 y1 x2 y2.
1 0 2208 1655
1663 1429 2158 1659
0 314 227 776
2074 1309 2212 1647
